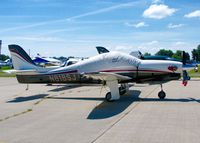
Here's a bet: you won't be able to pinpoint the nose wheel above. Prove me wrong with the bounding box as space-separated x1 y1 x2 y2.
158 90 166 99
158 84 166 99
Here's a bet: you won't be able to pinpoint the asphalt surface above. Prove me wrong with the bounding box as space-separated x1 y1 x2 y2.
0 77 200 143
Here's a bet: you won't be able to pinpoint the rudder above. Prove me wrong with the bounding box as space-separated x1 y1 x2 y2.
8 44 37 70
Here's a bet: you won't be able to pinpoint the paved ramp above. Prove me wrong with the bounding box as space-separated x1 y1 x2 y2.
0 78 199 143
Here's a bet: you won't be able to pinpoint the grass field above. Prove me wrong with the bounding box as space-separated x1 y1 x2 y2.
0 66 16 77
188 65 200 78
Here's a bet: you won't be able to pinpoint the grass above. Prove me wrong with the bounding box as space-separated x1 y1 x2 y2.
0 66 16 77
188 65 200 78
0 71 16 77
0 66 12 70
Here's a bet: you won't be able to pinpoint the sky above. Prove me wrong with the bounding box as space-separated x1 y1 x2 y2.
0 0 200 58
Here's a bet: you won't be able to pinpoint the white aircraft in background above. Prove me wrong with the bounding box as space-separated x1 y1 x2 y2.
8 44 190 101
96 46 180 61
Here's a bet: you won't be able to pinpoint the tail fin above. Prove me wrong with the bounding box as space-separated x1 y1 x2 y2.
96 46 110 54
8 44 37 70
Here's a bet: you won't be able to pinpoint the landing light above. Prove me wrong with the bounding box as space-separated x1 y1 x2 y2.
168 65 178 71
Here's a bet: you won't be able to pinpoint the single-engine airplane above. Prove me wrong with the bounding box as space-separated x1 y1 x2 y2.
9 44 190 101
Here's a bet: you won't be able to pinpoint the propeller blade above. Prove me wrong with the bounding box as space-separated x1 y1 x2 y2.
182 51 187 65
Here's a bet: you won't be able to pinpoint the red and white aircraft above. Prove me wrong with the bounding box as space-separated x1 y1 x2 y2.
9 44 189 101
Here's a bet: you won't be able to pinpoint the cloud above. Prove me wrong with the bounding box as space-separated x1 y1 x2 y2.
174 41 186 46
135 40 160 54
15 0 49 2
143 4 177 19
125 22 149 28
168 23 184 29
67 1 139 21
170 42 191 51
12 36 65 42
38 28 82 36
147 40 159 45
184 10 200 18
0 1 140 33
114 45 133 51
152 0 162 4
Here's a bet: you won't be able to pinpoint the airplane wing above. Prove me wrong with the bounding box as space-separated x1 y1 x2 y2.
2 69 17 74
83 72 131 81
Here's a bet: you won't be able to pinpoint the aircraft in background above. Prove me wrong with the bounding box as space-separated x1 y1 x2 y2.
9 44 190 101
96 46 110 54
96 46 180 60
0 59 13 67
33 54 62 67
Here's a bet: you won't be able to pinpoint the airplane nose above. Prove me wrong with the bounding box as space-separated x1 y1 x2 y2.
168 65 178 72
169 61 182 73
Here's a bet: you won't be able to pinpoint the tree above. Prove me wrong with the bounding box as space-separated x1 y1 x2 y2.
185 52 190 61
0 54 10 61
155 49 173 57
172 50 190 61
144 52 151 56
191 44 200 61
192 49 198 61
172 50 182 60
58 56 68 61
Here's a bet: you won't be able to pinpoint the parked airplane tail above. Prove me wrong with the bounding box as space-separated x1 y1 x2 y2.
96 46 110 54
8 44 38 70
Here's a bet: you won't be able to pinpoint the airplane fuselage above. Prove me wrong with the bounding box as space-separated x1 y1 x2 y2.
16 52 182 84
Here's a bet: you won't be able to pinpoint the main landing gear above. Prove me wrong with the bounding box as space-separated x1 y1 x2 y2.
105 80 129 102
158 84 166 99
119 83 129 95
105 92 112 102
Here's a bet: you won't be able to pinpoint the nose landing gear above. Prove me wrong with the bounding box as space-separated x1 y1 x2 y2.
158 84 166 99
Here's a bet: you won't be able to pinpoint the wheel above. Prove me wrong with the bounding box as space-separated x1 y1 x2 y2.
119 87 126 95
158 90 166 99
105 92 112 102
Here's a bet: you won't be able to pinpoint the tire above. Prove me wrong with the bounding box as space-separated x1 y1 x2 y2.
119 87 126 95
105 92 112 102
158 91 166 99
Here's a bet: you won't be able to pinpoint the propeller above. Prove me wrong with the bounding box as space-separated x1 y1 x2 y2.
182 51 187 65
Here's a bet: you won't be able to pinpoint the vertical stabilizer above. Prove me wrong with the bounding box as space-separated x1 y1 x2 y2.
8 44 37 70
96 46 110 54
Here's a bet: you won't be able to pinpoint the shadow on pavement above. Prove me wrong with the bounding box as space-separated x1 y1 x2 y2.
136 97 200 103
87 90 141 120
48 85 82 92
47 96 104 101
7 94 49 103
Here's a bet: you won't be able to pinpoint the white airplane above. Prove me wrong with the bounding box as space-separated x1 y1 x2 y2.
8 44 190 101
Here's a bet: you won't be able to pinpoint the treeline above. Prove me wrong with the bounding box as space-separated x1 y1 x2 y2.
0 54 9 61
191 45 200 61
145 49 190 61
1 44 200 62
144 44 200 62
